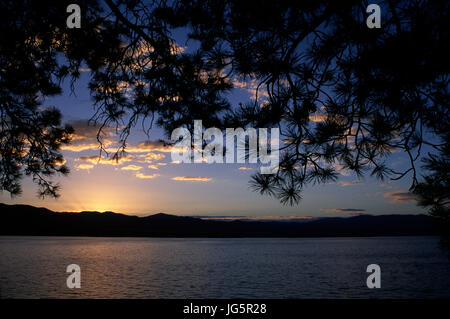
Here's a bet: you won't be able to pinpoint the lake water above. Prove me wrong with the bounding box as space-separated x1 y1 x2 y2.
0 236 449 298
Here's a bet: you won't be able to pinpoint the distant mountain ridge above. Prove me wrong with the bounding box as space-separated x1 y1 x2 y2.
0 203 439 237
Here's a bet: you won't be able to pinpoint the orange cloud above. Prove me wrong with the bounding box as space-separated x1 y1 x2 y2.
148 163 168 170
121 165 143 171
232 78 269 98
62 120 116 152
338 181 362 187
309 113 327 122
75 155 135 165
62 143 104 152
75 163 94 170
124 140 173 153
142 152 165 162
55 158 67 165
135 173 159 179
171 176 212 182
62 121 173 156
384 191 418 203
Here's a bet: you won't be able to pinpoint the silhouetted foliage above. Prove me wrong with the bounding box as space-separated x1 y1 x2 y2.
413 153 450 234
0 0 129 196
1 0 448 212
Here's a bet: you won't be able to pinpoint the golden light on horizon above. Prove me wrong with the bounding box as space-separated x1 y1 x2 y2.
58 184 138 213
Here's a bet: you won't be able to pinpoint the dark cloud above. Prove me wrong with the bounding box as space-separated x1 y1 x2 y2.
324 208 366 213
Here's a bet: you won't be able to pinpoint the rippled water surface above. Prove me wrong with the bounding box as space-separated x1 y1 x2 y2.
0 236 449 298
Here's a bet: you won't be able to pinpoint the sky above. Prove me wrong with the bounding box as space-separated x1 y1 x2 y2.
0 19 429 218
0 67 426 218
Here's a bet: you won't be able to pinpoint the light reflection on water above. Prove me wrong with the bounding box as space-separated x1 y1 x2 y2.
0 236 449 298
